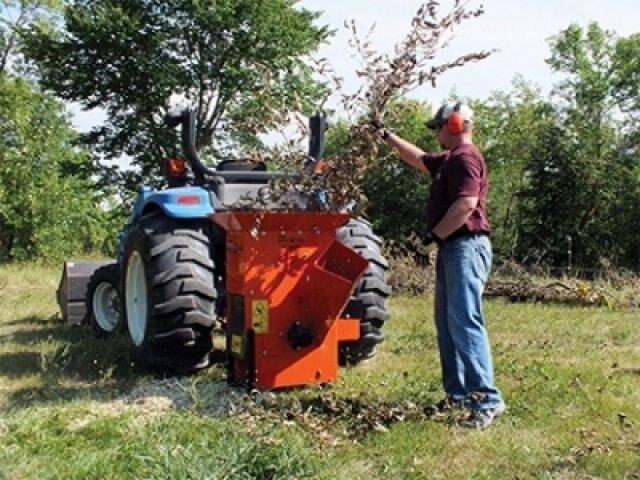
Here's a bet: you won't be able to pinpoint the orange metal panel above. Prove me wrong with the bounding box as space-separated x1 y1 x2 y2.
211 212 368 389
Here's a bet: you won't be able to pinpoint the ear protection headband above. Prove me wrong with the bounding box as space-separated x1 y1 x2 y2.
446 102 465 135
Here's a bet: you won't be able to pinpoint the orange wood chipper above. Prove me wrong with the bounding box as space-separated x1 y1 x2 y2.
213 211 369 389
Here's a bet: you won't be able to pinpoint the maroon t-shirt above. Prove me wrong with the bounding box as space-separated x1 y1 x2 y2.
421 143 491 237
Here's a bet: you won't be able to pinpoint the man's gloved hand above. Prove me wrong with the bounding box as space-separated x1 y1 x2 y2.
370 118 390 140
424 231 443 253
370 118 385 130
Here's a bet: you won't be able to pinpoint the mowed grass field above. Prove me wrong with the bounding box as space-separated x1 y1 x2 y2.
0 262 639 479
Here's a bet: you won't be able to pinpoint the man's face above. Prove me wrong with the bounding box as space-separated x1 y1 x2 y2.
436 122 449 149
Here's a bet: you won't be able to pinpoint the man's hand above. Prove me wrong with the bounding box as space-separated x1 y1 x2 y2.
370 118 390 140
370 118 385 130
423 231 443 253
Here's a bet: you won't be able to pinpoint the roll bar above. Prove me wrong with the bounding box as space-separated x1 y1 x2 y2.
164 109 326 184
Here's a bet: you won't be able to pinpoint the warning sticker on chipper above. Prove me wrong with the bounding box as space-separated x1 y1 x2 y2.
231 335 243 355
251 299 269 334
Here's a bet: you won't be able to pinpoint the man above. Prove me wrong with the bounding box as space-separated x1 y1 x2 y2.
376 102 505 429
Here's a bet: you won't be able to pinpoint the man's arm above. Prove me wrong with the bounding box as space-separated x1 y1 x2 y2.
432 196 478 240
383 131 429 172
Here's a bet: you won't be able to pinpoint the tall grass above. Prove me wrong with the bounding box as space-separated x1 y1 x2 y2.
1 263 639 479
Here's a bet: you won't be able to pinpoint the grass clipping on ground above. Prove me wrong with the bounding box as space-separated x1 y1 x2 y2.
88 376 434 444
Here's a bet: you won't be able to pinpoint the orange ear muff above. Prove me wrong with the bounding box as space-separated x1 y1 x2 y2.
447 112 465 134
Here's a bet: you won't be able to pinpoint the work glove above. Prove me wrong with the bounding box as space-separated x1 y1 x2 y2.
423 231 443 253
369 118 390 140
370 118 385 130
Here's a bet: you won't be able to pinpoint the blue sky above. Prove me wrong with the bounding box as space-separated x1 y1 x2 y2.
72 1 639 130
299 0 639 105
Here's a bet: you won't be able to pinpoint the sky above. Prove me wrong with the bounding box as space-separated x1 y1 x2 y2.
71 0 639 130
297 0 639 106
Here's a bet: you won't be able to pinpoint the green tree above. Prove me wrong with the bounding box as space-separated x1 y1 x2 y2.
515 124 582 267
471 77 555 259
0 0 61 75
22 0 331 184
546 23 621 165
0 75 104 262
601 143 640 270
532 23 640 269
612 33 640 115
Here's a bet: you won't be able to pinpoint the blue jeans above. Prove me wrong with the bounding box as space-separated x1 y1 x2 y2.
434 234 502 410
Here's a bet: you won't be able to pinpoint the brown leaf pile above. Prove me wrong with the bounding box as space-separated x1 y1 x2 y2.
388 253 640 308
103 379 472 444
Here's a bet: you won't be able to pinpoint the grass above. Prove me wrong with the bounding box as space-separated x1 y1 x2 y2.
1 262 639 479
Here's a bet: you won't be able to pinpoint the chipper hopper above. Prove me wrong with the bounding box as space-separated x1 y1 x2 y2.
56 108 391 390
213 211 369 389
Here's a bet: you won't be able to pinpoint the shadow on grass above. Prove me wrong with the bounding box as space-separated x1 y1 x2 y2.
3 323 87 346
0 351 41 377
0 314 143 409
1 314 231 410
1 315 57 327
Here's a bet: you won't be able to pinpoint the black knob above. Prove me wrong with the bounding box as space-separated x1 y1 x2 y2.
287 322 313 349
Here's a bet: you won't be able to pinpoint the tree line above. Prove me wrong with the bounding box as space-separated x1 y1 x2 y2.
1 1 639 272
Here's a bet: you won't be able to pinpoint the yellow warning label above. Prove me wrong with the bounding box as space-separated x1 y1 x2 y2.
231 335 243 355
252 299 269 334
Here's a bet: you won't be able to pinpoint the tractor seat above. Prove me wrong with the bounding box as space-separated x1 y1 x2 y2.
216 160 267 172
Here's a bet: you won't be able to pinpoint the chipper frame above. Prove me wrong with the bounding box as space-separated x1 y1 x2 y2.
213 211 369 389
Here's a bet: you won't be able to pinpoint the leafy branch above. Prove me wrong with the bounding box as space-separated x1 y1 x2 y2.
226 1 495 212
311 0 495 210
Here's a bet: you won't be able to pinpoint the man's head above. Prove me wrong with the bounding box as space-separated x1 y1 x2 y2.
426 102 474 148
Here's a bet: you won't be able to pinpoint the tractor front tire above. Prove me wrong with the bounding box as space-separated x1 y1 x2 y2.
122 212 217 374
85 263 122 337
338 217 391 364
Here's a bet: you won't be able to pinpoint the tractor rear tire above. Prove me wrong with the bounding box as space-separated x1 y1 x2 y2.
338 217 391 364
85 263 122 337
122 212 217 374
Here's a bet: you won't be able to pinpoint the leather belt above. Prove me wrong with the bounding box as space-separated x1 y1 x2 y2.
444 230 489 244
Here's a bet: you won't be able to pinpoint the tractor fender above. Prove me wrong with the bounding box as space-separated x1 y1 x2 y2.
132 185 214 219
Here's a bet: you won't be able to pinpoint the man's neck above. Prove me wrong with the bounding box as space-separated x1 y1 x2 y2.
448 134 473 150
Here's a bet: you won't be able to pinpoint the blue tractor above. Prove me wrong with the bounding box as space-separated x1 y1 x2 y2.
57 110 391 378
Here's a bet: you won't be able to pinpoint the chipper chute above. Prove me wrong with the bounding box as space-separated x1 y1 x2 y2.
212 211 369 389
